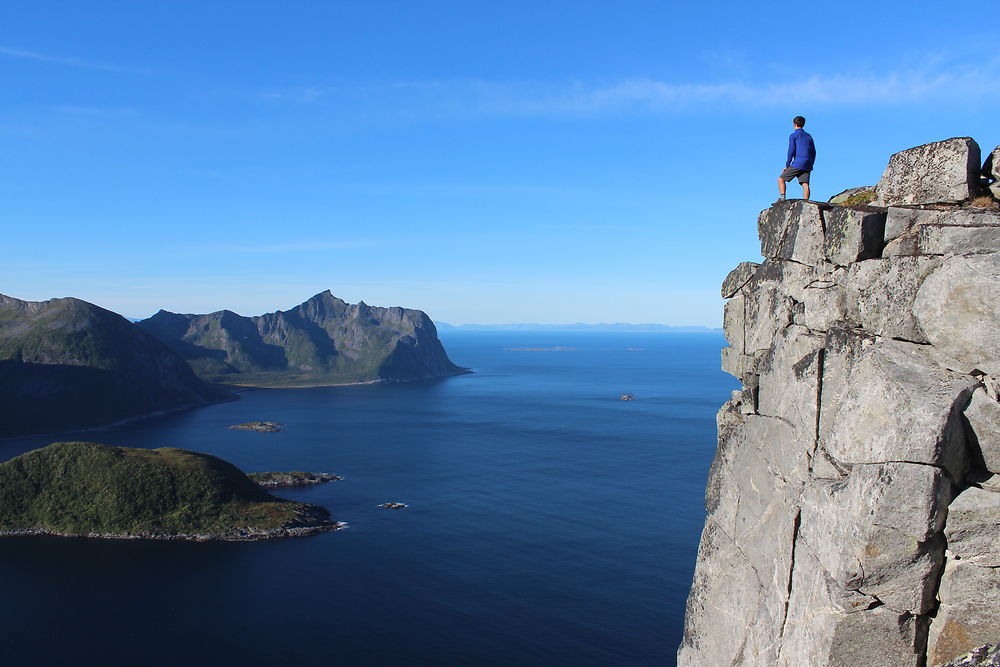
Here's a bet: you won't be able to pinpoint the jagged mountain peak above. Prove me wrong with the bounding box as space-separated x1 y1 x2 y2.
137 291 466 387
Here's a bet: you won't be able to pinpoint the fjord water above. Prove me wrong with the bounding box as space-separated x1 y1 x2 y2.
0 332 736 666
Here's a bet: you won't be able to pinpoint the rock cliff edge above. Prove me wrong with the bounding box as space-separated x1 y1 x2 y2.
679 137 1000 666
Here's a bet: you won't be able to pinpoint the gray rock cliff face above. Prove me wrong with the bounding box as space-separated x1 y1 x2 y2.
680 138 1000 666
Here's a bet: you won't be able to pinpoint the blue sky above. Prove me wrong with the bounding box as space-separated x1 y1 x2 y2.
1 2 997 326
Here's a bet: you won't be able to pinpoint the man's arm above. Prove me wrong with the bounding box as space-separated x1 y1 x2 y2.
786 134 795 167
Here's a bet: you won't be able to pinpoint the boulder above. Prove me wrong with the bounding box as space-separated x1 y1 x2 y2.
750 257 821 303
985 146 1000 198
930 488 1000 664
886 207 946 244
884 207 1000 256
965 388 1000 474
846 256 942 342
755 326 824 439
919 224 1000 256
796 279 848 333
723 293 746 353
744 282 795 355
739 259 822 356
944 486 1000 566
721 261 760 298
928 557 1000 666
913 254 1000 376
824 206 886 265
721 346 758 383
819 337 978 479
875 137 982 206
799 461 950 614
779 545 925 667
758 200 829 266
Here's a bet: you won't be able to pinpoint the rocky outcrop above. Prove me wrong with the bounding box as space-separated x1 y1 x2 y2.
0 294 229 438
248 471 343 487
875 137 983 206
680 138 1000 666
984 146 1000 200
137 291 467 386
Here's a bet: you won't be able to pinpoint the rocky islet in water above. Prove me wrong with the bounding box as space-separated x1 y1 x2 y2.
229 421 285 433
249 471 343 487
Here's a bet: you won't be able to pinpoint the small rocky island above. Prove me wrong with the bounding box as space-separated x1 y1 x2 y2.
0 442 343 541
229 421 284 433
378 502 407 510
249 471 343 487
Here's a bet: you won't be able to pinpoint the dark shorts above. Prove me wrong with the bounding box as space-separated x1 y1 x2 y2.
780 167 811 184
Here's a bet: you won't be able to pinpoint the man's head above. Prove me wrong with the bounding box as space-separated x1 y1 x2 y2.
793 116 806 128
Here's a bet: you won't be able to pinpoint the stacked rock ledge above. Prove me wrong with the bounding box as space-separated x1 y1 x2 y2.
680 137 1000 667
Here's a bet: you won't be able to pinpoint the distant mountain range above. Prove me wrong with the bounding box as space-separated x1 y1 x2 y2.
436 322 721 333
0 291 466 437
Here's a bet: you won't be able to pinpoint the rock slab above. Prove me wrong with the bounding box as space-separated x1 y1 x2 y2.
875 137 982 206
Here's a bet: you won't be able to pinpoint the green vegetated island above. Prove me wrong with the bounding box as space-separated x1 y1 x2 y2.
0 442 343 541
0 290 467 438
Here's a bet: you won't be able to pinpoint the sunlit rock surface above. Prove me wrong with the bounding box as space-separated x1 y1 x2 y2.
680 137 1000 666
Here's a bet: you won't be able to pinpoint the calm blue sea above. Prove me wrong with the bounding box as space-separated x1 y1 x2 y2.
0 332 737 666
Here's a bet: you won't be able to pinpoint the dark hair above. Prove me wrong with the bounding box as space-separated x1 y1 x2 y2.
793 116 806 127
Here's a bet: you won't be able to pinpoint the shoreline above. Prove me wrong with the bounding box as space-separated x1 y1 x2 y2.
222 368 473 390
0 369 472 443
0 393 239 444
0 521 348 542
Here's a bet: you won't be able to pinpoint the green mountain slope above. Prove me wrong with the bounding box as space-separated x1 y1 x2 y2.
0 294 230 437
0 442 338 540
137 290 468 386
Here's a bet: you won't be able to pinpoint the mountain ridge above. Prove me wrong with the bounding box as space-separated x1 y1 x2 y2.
137 290 468 387
0 293 229 438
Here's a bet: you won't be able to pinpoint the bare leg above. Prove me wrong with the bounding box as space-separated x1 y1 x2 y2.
778 176 786 197
802 182 810 200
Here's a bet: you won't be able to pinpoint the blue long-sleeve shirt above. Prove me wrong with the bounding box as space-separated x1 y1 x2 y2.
786 128 816 170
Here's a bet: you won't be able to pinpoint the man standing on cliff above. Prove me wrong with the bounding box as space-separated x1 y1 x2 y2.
777 116 816 201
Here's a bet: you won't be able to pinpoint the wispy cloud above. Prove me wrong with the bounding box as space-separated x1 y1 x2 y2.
462 66 1000 116
0 45 145 74
252 62 1000 120
214 240 380 254
258 87 325 103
